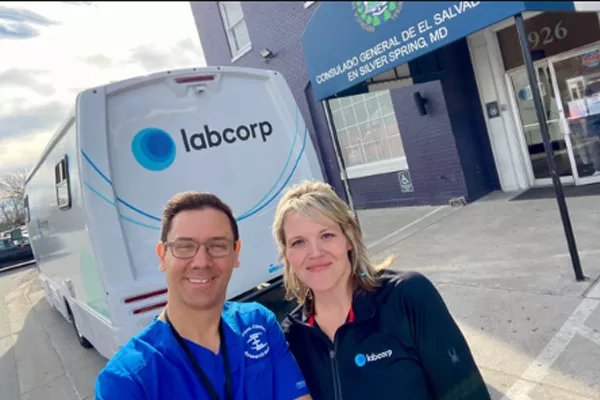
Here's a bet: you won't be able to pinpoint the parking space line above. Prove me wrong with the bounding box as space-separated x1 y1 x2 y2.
500 298 599 400
366 206 447 250
577 325 600 347
586 275 600 299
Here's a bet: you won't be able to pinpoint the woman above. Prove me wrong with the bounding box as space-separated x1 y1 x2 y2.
272 180 490 400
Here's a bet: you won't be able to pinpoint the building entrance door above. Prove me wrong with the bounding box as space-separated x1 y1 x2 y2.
508 61 574 186
508 44 600 186
497 11 600 187
550 46 600 185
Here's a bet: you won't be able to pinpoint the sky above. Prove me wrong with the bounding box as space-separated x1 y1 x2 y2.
0 1 206 177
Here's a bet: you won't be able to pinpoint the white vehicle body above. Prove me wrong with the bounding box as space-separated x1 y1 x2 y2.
24 66 323 360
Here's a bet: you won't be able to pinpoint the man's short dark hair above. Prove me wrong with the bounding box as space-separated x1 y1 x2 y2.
160 191 239 243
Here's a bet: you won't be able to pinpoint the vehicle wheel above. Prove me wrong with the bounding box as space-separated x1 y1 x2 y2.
66 302 93 349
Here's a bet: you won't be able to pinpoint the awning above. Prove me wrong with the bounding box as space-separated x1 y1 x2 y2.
301 1 596 101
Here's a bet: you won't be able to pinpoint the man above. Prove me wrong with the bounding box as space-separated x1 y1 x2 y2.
96 191 311 400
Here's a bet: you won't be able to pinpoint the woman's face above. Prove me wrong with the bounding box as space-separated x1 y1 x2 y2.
283 209 353 295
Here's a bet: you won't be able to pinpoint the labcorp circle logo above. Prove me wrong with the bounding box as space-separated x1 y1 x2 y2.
353 2 402 32
355 353 367 367
131 127 176 171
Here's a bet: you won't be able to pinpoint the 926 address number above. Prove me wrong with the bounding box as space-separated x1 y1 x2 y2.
527 21 568 49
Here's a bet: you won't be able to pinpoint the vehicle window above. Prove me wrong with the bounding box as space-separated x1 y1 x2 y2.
55 156 72 210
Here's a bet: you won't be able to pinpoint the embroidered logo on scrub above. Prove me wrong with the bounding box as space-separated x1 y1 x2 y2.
354 349 393 367
242 324 270 360
296 380 307 390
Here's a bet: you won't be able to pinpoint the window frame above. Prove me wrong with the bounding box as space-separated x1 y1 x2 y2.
218 2 252 61
328 91 408 179
54 155 72 210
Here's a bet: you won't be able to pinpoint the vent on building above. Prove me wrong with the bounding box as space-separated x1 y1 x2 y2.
448 197 467 207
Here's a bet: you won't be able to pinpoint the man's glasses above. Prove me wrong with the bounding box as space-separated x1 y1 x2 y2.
164 238 235 259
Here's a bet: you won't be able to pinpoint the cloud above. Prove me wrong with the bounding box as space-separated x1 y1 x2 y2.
0 6 57 25
81 54 113 68
122 38 205 72
0 69 55 95
68 86 87 94
80 38 205 74
0 22 37 39
0 1 206 176
127 45 173 71
0 131 52 172
0 100 70 141
0 99 70 170
176 37 203 55
0 5 58 40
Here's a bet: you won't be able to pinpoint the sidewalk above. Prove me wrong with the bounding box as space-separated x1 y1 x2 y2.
358 190 600 400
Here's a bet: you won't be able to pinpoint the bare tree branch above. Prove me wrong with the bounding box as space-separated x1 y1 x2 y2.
0 168 28 197
0 168 29 227
0 202 11 223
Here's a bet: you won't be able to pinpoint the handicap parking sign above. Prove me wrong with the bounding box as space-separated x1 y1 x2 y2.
398 170 414 193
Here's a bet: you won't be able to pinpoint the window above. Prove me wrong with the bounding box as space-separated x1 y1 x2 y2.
219 2 251 60
55 156 71 210
328 91 407 179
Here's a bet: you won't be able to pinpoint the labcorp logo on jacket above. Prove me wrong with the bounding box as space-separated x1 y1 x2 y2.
131 120 274 171
354 349 393 367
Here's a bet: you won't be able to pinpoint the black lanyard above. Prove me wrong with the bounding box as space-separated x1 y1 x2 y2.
164 310 232 400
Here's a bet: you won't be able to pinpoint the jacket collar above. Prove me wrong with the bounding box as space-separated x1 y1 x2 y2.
286 287 377 327
351 287 377 323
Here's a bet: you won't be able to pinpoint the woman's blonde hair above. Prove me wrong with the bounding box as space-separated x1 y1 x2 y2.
272 179 396 308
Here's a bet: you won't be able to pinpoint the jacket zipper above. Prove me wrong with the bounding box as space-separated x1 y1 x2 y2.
329 341 343 400
305 312 357 400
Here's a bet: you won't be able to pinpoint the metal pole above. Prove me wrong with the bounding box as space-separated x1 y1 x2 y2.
321 100 360 225
514 13 585 282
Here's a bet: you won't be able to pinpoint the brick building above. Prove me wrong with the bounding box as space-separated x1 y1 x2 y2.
191 2 600 208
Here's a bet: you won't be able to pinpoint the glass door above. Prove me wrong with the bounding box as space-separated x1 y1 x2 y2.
508 62 574 185
549 46 600 185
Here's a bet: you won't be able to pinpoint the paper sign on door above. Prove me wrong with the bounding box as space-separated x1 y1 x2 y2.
567 99 588 119
586 95 600 115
